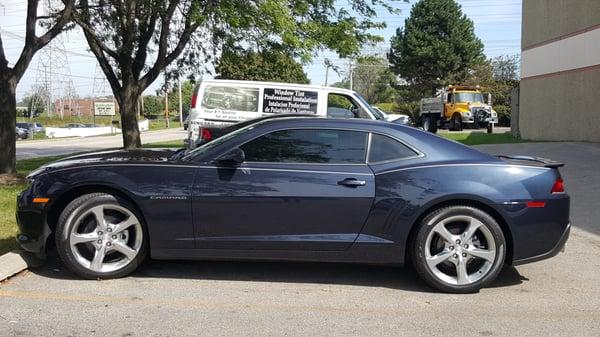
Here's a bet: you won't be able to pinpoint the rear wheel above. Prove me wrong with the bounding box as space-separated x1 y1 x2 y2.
411 205 506 293
423 116 438 133
55 193 147 279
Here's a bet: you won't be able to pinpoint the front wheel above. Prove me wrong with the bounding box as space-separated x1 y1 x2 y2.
55 193 147 279
411 205 506 293
452 114 463 131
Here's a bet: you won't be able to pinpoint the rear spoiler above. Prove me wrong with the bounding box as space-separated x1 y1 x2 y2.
496 155 565 168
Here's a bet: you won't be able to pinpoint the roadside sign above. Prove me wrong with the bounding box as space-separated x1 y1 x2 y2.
94 101 116 116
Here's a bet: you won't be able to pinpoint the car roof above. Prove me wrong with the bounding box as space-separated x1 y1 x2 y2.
248 117 497 163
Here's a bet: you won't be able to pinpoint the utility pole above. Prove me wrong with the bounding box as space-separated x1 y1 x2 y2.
178 78 183 125
348 60 353 91
164 90 170 128
325 64 330 86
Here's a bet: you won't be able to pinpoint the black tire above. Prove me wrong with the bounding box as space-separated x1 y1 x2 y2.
423 116 438 133
411 205 506 293
55 193 148 279
452 113 462 131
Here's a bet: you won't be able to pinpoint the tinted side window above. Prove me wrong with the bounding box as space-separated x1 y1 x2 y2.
241 129 367 164
368 134 417 163
201 86 259 112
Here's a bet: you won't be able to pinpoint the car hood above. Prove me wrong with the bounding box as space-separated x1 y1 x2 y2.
28 149 178 179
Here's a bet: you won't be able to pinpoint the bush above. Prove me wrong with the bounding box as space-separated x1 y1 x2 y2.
374 102 398 113
395 101 421 125
494 104 511 127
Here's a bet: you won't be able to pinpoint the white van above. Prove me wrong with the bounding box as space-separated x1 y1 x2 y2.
186 79 386 148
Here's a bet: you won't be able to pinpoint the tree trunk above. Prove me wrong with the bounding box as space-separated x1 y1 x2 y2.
119 86 142 149
0 75 17 175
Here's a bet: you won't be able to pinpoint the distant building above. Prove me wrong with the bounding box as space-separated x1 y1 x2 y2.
520 0 600 142
52 97 117 117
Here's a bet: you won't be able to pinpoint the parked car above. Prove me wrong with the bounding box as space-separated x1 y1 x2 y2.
17 118 570 293
183 115 189 131
65 123 87 128
186 80 385 149
15 127 29 140
371 107 413 126
16 122 45 134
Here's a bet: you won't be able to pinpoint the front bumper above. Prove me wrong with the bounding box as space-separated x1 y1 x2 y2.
15 189 51 257
512 222 570 266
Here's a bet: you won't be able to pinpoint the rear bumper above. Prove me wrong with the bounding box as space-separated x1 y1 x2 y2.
512 222 570 266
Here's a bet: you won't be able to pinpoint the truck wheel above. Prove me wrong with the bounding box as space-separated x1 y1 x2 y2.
452 114 462 131
423 117 431 131
423 116 437 133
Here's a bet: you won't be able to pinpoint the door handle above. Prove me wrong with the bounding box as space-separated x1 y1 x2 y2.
337 178 366 187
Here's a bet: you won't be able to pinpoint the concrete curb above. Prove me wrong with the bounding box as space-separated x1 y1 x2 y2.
0 250 40 282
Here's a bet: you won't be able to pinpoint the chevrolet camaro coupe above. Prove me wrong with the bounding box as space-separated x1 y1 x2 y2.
16 118 570 293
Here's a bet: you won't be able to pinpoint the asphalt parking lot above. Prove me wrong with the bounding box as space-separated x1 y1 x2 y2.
1 142 599 337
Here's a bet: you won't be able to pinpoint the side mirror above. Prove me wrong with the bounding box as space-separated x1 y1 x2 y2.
216 148 245 166
485 93 492 105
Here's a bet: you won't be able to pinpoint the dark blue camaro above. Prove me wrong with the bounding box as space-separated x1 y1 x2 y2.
16 118 570 293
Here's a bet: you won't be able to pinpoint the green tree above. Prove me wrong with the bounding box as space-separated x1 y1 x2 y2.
465 55 520 126
165 80 195 119
71 0 393 149
19 93 47 117
388 0 485 95
0 0 74 175
141 95 164 117
349 56 396 103
216 47 309 84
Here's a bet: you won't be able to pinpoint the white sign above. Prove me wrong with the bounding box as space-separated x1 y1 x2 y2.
94 101 116 116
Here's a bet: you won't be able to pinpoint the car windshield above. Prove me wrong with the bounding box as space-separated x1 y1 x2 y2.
180 122 260 161
454 92 484 103
354 94 385 120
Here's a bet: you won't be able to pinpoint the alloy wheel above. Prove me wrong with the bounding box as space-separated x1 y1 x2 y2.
424 215 497 286
68 204 143 273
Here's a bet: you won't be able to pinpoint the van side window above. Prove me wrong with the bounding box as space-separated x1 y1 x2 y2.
327 93 370 119
201 86 259 112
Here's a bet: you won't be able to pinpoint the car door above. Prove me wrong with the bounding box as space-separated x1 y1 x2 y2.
192 128 375 251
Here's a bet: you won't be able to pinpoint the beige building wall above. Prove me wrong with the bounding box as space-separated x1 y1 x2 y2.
519 0 600 142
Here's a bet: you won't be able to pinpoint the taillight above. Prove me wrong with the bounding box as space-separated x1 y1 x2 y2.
191 93 198 108
201 128 212 141
551 177 565 194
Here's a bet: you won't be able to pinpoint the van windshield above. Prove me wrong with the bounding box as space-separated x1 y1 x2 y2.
354 94 385 120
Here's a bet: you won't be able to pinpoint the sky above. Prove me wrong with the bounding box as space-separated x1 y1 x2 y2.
0 0 521 101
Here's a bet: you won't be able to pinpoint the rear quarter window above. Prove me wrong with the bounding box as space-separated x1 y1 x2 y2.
369 134 418 163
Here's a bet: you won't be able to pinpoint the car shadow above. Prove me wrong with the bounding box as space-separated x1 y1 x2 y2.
30 255 527 293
